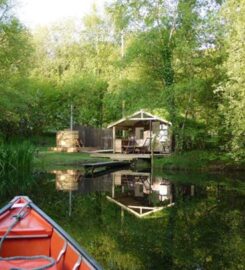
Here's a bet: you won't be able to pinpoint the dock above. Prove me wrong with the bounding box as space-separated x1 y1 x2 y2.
83 161 130 176
90 153 170 161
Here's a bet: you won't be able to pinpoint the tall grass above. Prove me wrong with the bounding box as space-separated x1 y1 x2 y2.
0 141 35 175
0 141 36 199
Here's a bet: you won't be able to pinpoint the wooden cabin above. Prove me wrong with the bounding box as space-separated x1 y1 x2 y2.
108 110 172 154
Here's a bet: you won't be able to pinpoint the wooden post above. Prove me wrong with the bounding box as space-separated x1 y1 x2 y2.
150 120 154 170
168 126 172 153
69 190 72 217
150 120 153 151
112 126 116 153
191 185 195 196
121 30 125 58
121 208 124 228
112 174 115 198
122 101 126 138
70 104 73 131
122 100 125 117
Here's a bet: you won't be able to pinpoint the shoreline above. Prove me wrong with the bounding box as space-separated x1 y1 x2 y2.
154 150 245 173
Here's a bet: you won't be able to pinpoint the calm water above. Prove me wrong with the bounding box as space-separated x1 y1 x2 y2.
0 168 244 270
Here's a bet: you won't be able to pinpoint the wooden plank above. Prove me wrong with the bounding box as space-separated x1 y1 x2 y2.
112 126 116 153
129 118 157 121
106 196 175 218
90 153 152 161
128 206 159 210
84 161 129 168
113 170 150 176
106 196 142 218
83 161 130 176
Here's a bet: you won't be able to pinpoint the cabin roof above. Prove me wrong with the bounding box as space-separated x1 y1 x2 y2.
107 110 172 128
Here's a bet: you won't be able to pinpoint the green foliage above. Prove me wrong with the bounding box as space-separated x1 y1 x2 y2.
1 171 244 269
0 0 244 161
0 141 35 184
217 0 245 160
154 150 244 171
0 1 33 136
60 75 108 127
0 1 244 267
104 77 163 123
107 0 226 153
35 151 104 171
155 150 217 170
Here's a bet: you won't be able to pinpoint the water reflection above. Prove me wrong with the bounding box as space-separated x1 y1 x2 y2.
53 170 81 191
109 170 175 217
51 169 199 218
51 169 113 216
1 168 244 270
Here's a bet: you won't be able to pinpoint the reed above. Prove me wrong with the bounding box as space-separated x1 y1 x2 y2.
0 141 35 175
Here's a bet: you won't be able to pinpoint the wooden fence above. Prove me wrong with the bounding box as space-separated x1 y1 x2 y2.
74 125 112 149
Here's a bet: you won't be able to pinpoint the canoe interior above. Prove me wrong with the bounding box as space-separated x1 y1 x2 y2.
0 197 96 270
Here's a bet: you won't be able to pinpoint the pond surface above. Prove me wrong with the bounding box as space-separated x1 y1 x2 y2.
0 168 244 270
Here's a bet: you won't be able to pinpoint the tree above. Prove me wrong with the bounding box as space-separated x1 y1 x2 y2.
0 0 33 136
107 0 224 151
217 0 245 160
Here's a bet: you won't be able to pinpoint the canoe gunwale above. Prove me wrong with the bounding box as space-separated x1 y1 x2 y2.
0 196 103 270
0 197 20 216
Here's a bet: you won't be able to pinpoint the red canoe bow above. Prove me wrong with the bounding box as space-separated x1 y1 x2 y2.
0 196 102 270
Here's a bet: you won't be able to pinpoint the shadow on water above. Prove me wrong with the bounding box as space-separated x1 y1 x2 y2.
0 167 244 270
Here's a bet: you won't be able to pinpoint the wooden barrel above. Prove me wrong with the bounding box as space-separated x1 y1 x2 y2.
56 130 80 152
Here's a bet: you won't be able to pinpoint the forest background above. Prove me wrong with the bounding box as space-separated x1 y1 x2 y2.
0 0 244 162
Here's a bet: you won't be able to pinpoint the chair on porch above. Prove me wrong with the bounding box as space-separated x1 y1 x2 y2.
134 137 151 154
122 137 137 154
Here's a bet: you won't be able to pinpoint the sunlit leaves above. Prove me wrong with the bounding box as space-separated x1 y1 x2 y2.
218 0 245 160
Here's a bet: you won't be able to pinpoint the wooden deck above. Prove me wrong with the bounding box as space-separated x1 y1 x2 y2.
90 153 169 161
83 161 129 175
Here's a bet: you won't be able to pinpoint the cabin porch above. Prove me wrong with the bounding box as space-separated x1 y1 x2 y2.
90 152 170 161
107 110 172 155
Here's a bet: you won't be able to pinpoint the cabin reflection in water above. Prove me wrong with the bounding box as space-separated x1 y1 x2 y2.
51 169 196 218
108 170 175 218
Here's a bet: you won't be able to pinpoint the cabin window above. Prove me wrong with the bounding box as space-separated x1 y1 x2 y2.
161 129 168 136
159 125 168 142
160 125 168 135
160 124 167 130
116 130 123 138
